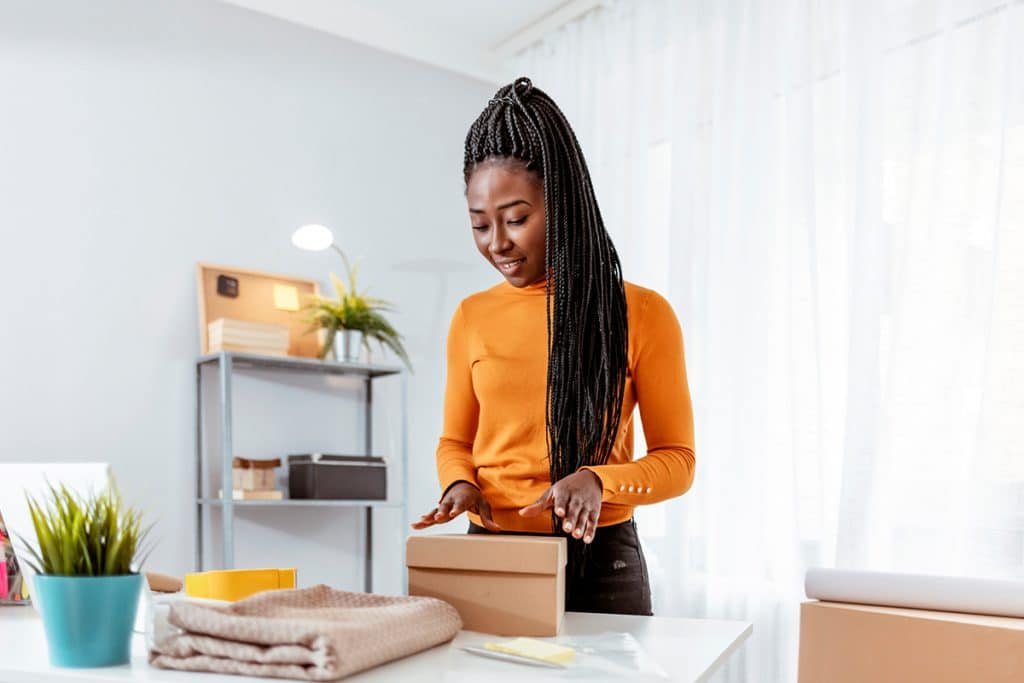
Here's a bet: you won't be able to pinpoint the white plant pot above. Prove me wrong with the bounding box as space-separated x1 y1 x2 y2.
332 330 365 363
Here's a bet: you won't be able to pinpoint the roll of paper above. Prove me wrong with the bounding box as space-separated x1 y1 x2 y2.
805 568 1024 618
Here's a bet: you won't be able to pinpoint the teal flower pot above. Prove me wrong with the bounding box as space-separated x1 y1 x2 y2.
34 574 143 667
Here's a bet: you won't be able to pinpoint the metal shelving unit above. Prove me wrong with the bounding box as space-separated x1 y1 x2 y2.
194 351 405 593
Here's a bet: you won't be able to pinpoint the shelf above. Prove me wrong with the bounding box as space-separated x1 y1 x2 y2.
198 498 402 508
195 346 407 592
196 351 402 379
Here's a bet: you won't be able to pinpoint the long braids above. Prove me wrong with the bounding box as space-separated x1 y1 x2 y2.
463 77 629 533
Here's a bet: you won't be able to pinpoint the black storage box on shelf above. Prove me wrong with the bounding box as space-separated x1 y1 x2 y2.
287 454 387 500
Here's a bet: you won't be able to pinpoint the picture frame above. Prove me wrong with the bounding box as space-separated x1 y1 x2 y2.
0 509 29 605
196 263 323 358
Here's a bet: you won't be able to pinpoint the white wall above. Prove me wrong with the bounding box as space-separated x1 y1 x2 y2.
0 0 497 594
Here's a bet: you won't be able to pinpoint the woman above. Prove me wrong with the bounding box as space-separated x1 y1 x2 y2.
412 78 695 616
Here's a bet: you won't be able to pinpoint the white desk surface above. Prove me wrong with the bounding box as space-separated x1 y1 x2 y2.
0 607 750 682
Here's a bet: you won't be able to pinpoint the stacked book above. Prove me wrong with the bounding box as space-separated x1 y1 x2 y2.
208 318 290 357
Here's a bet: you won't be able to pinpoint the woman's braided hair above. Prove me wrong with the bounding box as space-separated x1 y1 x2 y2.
463 77 629 512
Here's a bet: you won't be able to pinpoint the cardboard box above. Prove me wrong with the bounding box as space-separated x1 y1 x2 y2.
798 601 1024 683
406 534 566 636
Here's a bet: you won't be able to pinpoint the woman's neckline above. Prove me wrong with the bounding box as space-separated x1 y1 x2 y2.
498 277 549 295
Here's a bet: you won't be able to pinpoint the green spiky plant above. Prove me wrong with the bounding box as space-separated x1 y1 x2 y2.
305 266 412 370
20 481 151 577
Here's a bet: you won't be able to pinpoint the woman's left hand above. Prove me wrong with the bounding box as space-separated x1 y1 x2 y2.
518 469 603 543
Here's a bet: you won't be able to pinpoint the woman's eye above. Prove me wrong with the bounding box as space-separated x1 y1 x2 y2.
507 217 528 225
472 225 488 231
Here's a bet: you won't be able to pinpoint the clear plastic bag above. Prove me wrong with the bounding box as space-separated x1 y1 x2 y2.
446 631 669 682
135 587 215 651
143 590 186 651
552 632 669 680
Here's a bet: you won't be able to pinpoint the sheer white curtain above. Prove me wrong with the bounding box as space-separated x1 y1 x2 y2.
517 1 1024 680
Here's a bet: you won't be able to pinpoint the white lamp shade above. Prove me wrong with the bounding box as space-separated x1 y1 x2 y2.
291 224 334 251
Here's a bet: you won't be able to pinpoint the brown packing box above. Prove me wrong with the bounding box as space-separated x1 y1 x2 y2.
406 534 566 636
798 601 1024 683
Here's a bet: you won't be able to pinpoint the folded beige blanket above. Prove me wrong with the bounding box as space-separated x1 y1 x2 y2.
149 584 462 680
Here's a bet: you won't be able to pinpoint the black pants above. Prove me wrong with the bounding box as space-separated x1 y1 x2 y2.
468 518 653 616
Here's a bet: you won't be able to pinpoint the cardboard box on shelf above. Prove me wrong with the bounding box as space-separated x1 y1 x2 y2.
406 534 566 636
232 457 280 491
798 600 1024 683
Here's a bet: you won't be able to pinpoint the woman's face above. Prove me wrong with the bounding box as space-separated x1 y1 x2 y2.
466 162 547 287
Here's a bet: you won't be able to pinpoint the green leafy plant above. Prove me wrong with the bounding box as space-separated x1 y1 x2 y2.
305 266 412 370
20 481 151 576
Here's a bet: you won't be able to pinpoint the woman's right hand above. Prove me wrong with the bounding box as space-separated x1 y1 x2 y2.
411 482 501 531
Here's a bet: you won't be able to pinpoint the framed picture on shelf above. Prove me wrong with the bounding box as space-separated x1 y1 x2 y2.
196 263 323 358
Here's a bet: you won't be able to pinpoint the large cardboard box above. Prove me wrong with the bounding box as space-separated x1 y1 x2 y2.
798 600 1024 682
406 534 566 636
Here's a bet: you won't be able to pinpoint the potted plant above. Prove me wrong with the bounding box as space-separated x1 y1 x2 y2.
305 266 412 370
20 481 151 667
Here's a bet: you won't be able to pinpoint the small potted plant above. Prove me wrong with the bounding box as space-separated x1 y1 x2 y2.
305 266 412 370
20 481 151 667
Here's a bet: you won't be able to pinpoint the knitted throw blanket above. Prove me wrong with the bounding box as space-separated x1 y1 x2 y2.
149 585 462 680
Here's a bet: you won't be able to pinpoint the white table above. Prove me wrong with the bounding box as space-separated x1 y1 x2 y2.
0 607 750 682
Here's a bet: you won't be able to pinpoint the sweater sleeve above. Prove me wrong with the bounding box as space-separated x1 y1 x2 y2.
435 302 479 498
582 290 696 505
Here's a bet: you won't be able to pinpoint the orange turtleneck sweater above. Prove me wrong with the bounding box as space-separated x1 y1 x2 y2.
435 278 696 533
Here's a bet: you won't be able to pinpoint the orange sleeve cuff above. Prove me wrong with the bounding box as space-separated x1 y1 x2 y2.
581 446 695 505
437 439 477 501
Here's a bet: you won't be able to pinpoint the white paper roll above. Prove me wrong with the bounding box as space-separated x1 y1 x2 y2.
805 568 1024 618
